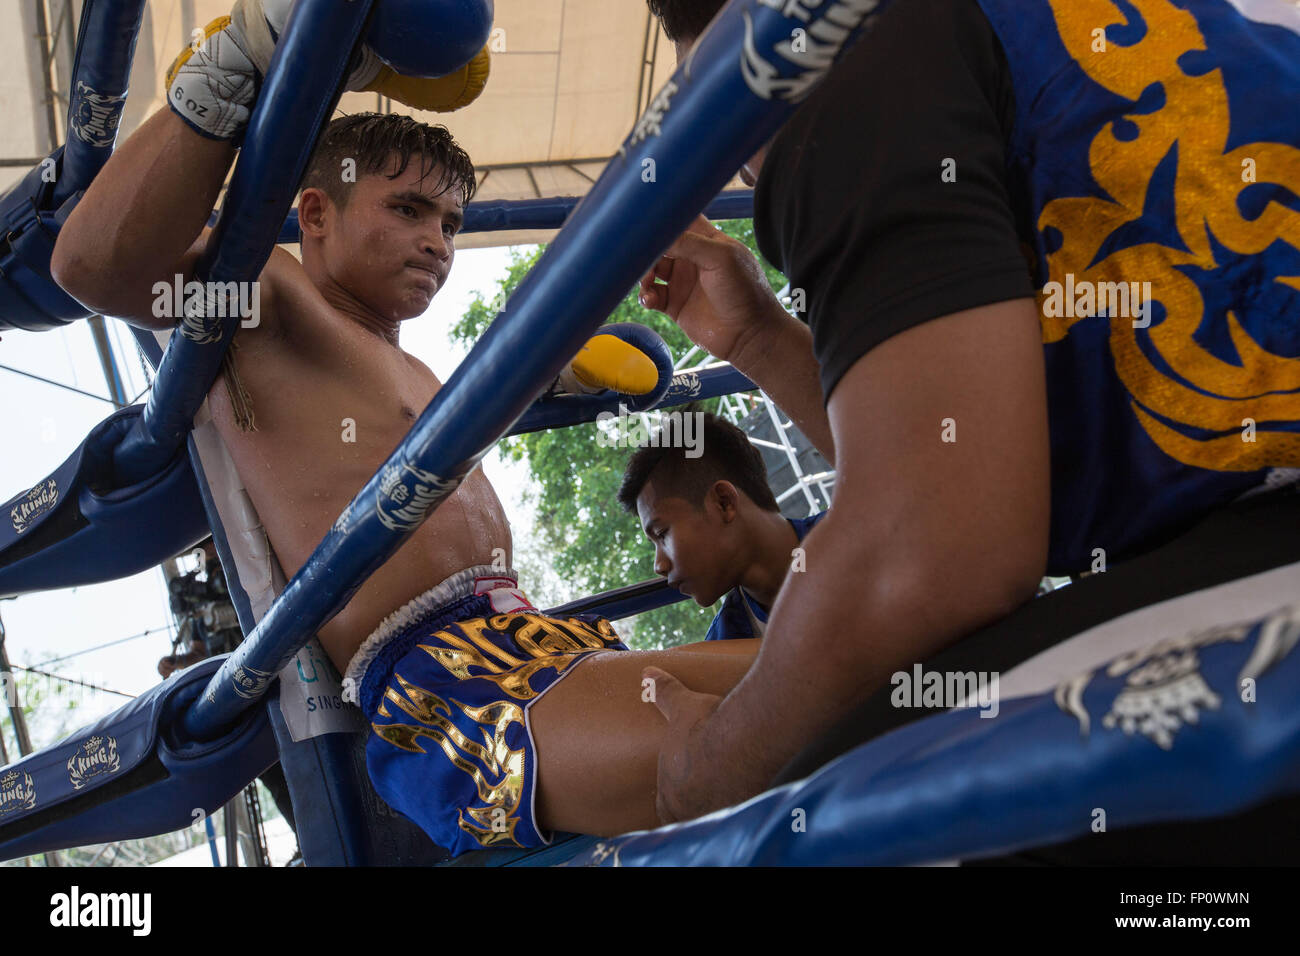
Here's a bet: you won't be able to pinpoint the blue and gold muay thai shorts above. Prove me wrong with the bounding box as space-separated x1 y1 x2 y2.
345 565 627 857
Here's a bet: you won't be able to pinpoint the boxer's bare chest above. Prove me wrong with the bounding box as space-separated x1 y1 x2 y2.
206 276 512 668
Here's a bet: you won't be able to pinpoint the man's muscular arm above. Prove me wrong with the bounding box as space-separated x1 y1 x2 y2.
51 109 241 327
52 4 297 329
651 298 1050 820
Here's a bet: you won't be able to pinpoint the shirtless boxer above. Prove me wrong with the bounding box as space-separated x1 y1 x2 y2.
49 0 756 857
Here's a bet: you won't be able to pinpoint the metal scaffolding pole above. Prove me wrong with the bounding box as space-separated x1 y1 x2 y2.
88 317 130 407
0 612 34 757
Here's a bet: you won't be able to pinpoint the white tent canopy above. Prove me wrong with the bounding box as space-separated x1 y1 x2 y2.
1 0 746 249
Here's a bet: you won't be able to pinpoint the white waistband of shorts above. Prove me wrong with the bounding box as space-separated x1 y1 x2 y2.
344 565 523 691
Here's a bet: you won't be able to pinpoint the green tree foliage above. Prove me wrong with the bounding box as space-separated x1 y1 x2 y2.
451 221 786 649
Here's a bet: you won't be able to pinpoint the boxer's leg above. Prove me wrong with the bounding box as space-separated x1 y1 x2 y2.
531 640 760 836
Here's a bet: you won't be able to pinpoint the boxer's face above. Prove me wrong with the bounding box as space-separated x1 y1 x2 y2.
636 478 743 607
306 153 463 323
674 37 771 188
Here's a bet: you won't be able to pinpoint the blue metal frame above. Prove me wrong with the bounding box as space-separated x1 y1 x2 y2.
57 0 146 209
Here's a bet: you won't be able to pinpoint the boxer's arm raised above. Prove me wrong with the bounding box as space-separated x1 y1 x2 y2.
51 109 249 327
53 4 291 327
52 0 486 329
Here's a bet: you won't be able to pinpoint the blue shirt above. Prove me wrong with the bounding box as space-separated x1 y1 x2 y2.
976 0 1300 571
756 0 1300 577
704 511 827 642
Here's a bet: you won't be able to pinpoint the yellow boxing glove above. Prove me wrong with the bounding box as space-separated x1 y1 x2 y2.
557 332 661 397
362 45 491 113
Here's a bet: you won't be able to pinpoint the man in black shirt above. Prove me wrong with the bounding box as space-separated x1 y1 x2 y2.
638 0 1300 843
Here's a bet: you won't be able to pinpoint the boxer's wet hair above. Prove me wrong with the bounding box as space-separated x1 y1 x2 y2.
618 410 781 513
300 112 477 211
646 0 728 43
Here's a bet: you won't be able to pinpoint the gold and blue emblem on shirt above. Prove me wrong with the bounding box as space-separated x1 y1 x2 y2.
979 0 1300 570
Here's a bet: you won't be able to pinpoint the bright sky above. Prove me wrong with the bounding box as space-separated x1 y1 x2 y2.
0 245 535 749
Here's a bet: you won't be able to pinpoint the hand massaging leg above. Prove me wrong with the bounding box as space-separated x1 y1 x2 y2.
529 640 760 838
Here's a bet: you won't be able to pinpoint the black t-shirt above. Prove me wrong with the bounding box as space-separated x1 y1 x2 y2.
753 0 1035 404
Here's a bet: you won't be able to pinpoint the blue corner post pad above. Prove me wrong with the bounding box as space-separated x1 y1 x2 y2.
559 603 1300 866
0 147 93 333
0 404 210 599
181 0 885 744
0 655 278 862
0 0 149 332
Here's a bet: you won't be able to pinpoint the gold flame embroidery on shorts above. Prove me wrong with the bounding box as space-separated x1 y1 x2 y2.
415 613 623 700
375 675 528 847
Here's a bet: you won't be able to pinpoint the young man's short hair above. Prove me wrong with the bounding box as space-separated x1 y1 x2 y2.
299 112 477 212
617 409 781 513
647 0 728 43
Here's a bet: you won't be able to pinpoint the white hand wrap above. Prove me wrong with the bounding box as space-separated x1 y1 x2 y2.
166 0 383 142
555 366 603 396
165 1 261 141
